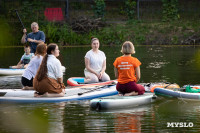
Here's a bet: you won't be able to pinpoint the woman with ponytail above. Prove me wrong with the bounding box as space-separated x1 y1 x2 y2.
33 43 65 97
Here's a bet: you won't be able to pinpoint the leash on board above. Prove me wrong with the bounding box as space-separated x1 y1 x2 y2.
78 81 116 96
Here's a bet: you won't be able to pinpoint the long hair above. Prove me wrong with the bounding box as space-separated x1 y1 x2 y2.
35 43 47 56
36 43 57 81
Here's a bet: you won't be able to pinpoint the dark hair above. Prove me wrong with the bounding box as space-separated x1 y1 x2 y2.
35 43 47 56
24 45 30 48
36 43 57 81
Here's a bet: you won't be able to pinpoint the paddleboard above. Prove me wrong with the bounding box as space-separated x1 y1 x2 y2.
0 66 66 76
90 93 156 110
154 87 200 101
0 84 118 103
67 77 117 86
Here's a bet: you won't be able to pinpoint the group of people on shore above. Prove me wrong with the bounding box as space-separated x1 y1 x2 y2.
14 22 145 97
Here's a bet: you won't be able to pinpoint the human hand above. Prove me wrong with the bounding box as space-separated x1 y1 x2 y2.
27 38 35 42
23 28 27 34
98 71 103 80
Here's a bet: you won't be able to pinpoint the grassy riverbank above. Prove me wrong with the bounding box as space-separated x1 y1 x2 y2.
0 16 200 46
41 19 200 46
1 0 200 46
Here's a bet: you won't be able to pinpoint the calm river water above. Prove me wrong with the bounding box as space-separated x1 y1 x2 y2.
0 46 200 132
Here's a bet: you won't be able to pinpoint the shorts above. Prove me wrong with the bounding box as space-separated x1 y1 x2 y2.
21 76 33 87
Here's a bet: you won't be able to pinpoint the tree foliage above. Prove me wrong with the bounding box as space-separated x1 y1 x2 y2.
124 0 137 20
162 0 179 21
92 0 106 18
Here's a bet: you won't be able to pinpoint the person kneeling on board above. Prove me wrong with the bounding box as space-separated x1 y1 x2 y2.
33 43 65 97
113 41 145 96
21 43 47 90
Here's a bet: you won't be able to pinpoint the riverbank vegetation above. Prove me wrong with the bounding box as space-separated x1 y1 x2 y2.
0 0 200 46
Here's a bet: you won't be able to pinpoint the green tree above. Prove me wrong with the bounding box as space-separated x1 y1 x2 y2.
124 0 136 20
162 0 179 21
92 0 106 18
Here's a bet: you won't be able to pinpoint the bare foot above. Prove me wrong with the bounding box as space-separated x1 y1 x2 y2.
22 86 28 90
40 92 49 97
22 86 34 90
34 92 41 97
118 93 123 96
124 91 138 96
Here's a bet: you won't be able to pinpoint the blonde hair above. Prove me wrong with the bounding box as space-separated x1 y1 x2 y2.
121 41 135 55
31 22 39 28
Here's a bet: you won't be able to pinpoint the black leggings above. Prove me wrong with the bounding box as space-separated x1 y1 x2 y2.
21 76 33 87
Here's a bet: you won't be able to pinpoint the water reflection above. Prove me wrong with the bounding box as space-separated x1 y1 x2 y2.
48 102 66 133
1 46 200 132
0 102 67 133
152 99 200 132
0 99 200 132
112 107 150 133
0 75 22 89
147 61 169 68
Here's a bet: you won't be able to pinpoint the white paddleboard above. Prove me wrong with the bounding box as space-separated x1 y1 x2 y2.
0 85 118 103
0 66 66 76
90 93 156 110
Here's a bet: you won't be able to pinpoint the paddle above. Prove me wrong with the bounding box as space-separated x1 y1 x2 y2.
78 81 116 96
15 9 25 29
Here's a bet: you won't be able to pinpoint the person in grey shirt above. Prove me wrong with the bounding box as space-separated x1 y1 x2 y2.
21 22 45 53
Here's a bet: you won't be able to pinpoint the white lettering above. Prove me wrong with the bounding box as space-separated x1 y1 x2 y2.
188 122 194 127
118 65 133 67
179 122 183 127
120 68 130 70
183 122 188 127
167 122 174 127
167 122 193 128
121 62 128 64
174 122 179 127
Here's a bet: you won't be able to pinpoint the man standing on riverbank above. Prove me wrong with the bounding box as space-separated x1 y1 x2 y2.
21 22 45 53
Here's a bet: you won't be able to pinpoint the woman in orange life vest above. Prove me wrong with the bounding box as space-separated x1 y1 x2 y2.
113 41 145 96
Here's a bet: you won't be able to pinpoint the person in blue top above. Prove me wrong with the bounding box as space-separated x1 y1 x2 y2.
10 45 34 69
21 22 45 53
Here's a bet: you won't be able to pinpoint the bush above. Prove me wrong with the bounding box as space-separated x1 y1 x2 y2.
162 0 179 21
92 0 106 18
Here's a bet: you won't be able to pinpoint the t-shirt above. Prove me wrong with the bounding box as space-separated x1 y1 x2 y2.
113 56 141 84
47 54 63 80
85 50 106 72
26 30 45 53
20 53 34 65
22 55 43 80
